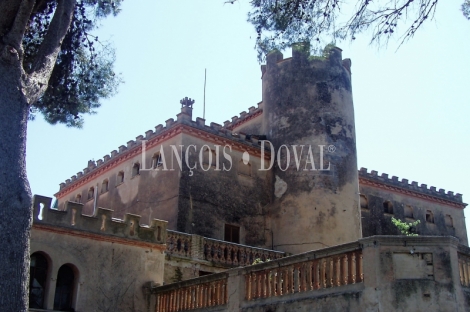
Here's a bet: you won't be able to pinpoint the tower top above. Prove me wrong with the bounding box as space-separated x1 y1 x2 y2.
180 97 195 108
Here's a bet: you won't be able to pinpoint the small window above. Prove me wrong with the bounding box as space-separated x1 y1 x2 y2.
404 205 413 218
426 210 434 223
152 153 163 169
445 214 453 227
87 187 94 200
29 253 49 309
360 194 368 209
101 180 109 194
117 171 124 185
203 147 216 167
238 159 251 176
132 163 140 177
383 201 393 214
75 194 82 203
53 265 76 311
224 224 240 244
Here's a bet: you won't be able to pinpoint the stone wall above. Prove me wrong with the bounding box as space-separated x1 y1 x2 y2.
359 168 468 245
31 195 167 312
151 236 470 312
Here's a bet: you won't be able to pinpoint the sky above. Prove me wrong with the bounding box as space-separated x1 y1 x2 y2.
26 1 470 233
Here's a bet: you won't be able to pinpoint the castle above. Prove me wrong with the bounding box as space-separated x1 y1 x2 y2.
29 45 470 311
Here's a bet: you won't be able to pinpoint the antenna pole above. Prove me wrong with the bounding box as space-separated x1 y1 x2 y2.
203 68 206 120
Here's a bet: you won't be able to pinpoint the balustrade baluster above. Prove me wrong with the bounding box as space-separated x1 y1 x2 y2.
267 270 272 298
233 246 239 266
342 254 348 285
246 274 251 300
180 290 183 311
349 252 357 284
293 265 299 293
335 256 341 286
251 273 256 299
466 260 470 287
330 257 335 287
357 251 363 283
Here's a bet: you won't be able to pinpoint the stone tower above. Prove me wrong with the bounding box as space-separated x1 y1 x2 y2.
263 44 362 254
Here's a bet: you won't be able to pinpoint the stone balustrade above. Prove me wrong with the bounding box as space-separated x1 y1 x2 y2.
203 237 285 266
166 230 192 258
166 231 286 267
151 236 469 312
458 245 470 287
245 250 362 301
156 275 228 312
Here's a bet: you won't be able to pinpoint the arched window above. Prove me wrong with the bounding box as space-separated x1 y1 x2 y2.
53 264 76 311
87 187 94 200
383 201 394 214
360 194 368 209
152 153 163 169
29 252 49 309
101 180 109 193
202 147 216 168
75 194 81 203
117 171 124 185
404 205 413 218
445 214 453 227
426 210 434 223
132 163 140 177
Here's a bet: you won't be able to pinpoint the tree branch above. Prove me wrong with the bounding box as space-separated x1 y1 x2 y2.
26 0 76 103
0 0 22 38
4 0 36 50
31 0 75 75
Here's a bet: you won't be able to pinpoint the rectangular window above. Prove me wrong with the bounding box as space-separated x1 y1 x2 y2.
224 224 240 244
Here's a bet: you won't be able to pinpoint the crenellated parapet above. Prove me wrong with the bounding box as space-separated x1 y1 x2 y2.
223 102 264 131
57 98 272 195
358 168 466 208
32 195 167 245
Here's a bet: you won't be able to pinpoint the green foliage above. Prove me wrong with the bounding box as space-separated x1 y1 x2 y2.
171 267 183 283
247 0 466 62
252 258 270 265
463 0 470 20
24 0 123 127
391 217 421 236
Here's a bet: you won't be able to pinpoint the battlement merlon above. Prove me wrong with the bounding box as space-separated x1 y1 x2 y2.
261 43 352 78
32 195 168 245
223 102 263 131
358 167 467 207
57 99 270 194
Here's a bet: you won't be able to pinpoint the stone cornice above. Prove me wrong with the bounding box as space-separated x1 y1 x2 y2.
55 122 269 199
359 169 466 209
33 223 167 251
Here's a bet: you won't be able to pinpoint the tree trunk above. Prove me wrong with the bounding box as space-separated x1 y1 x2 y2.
0 54 33 311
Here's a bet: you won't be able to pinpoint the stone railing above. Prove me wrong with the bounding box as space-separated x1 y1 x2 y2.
203 237 285 266
155 275 228 312
245 250 362 301
458 245 470 287
165 231 286 267
166 230 192 258
152 236 470 311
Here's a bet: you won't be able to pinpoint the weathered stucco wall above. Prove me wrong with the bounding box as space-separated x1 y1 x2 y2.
31 196 167 312
262 45 362 254
177 135 272 246
57 135 183 228
152 236 470 312
360 182 468 245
